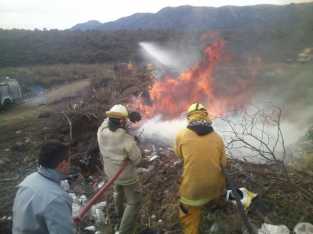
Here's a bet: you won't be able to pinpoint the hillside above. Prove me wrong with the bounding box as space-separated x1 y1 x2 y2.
0 3 312 68
0 29 184 67
71 3 313 32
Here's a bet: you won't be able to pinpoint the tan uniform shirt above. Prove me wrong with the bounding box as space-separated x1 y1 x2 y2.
97 119 142 185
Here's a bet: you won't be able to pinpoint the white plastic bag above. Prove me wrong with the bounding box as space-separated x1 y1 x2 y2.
294 223 313 234
258 223 290 234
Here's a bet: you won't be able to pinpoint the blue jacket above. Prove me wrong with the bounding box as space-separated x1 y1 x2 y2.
12 167 74 234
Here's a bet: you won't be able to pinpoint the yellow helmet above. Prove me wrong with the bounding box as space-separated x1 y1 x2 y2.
106 104 128 119
187 103 210 122
187 103 207 115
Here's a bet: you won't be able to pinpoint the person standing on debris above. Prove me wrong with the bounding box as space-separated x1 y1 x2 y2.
175 103 227 234
97 104 142 234
12 141 74 234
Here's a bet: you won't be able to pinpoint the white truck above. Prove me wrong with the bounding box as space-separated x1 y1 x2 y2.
0 77 22 108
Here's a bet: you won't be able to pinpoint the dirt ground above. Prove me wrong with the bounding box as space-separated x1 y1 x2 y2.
1 69 312 234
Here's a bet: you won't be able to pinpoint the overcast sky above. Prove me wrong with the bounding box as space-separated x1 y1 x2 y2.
0 0 312 30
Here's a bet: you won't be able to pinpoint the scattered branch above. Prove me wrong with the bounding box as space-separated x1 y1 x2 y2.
62 112 73 141
221 105 289 179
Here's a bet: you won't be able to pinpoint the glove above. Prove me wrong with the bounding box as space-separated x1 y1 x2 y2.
128 111 142 123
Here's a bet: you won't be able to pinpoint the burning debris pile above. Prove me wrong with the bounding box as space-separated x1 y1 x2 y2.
133 33 258 120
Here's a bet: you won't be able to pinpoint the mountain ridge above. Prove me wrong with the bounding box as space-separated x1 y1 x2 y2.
70 3 313 31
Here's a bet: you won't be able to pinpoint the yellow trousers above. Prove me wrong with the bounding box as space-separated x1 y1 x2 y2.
179 204 202 234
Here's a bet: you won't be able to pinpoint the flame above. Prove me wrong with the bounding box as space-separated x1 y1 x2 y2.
132 34 257 119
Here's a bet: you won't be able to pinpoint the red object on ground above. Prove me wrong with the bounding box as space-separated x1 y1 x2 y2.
73 160 128 224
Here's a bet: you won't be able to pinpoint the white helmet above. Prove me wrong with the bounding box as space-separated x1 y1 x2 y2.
106 104 128 119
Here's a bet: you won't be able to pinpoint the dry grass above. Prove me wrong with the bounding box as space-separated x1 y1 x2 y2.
0 63 114 91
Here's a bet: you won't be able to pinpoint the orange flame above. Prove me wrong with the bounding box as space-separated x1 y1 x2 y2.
132 34 256 119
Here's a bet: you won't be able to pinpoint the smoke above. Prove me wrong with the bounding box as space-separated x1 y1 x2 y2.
139 41 199 77
138 115 186 146
136 36 313 162
24 85 48 106
253 63 313 140
139 42 181 70
137 103 306 163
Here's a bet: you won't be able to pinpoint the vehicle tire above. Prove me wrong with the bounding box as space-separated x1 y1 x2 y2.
2 99 12 110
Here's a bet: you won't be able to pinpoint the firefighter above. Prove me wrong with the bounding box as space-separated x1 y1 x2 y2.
175 103 227 234
97 104 142 234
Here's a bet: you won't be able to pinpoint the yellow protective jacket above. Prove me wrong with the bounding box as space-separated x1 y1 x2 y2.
175 128 226 206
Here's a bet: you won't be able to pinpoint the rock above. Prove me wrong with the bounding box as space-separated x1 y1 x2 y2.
258 223 290 234
24 137 31 143
294 223 313 234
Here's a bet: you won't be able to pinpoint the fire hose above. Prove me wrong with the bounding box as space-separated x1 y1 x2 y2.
73 160 128 225
73 158 256 233
222 167 256 234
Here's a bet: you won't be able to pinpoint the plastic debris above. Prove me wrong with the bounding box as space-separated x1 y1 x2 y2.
91 201 107 224
84 226 96 231
60 180 70 192
258 223 290 234
294 223 313 234
79 195 87 205
149 155 159 161
0 216 9 221
97 181 105 189
69 193 81 217
226 187 257 209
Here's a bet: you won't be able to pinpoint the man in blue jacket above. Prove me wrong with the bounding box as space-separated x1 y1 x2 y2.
12 141 74 234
